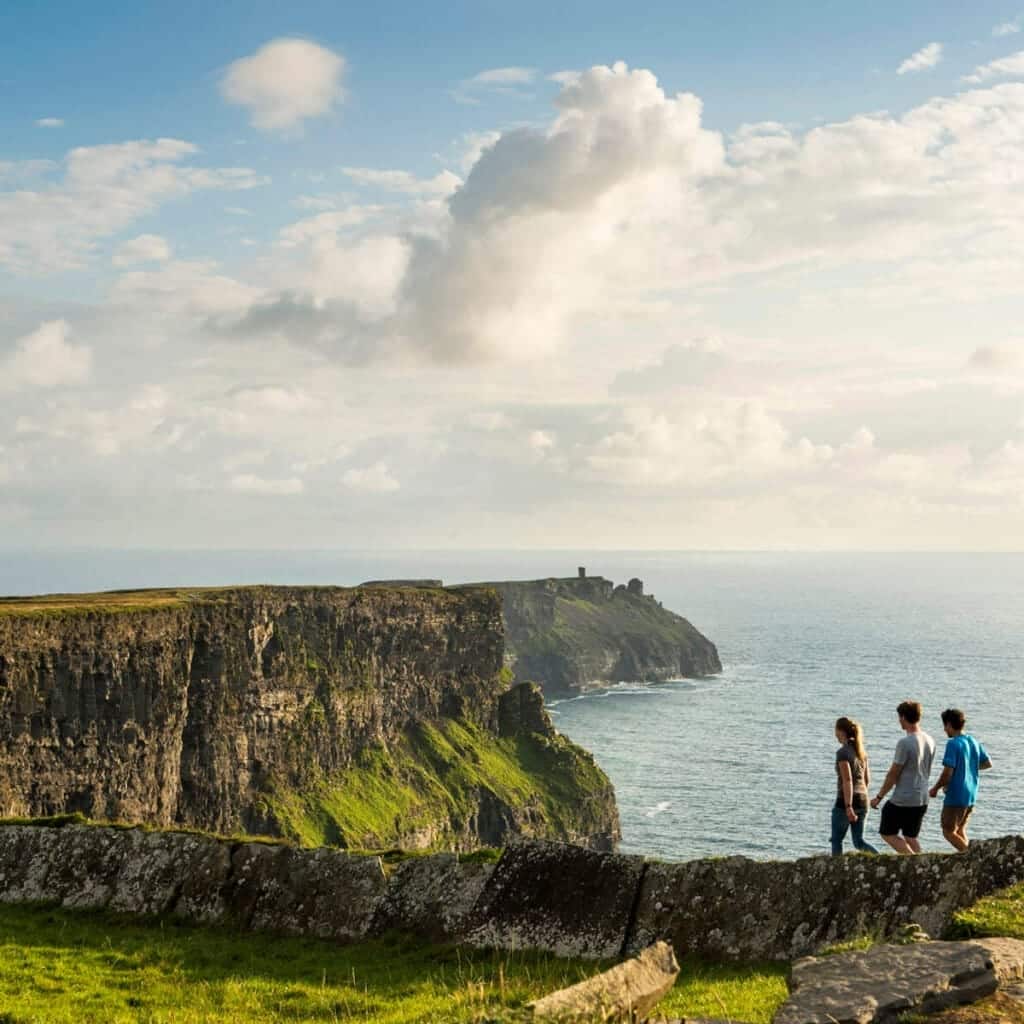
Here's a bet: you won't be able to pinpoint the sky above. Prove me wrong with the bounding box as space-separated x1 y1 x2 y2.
2 1 1024 551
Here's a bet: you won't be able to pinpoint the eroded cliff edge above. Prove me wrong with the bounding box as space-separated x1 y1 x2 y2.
483 574 722 698
0 586 619 851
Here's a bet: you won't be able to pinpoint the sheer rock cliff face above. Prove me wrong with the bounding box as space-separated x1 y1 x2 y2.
486 576 722 698
0 587 619 851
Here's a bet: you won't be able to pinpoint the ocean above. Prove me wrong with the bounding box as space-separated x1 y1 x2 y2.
3 549 1021 861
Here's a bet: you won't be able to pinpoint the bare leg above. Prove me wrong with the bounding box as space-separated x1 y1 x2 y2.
944 827 969 852
882 834 915 855
906 836 922 854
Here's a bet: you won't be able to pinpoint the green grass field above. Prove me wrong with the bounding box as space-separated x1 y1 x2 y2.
0 903 787 1024
6 865 1021 1022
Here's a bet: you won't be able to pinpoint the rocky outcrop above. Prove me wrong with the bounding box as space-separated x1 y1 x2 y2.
0 586 619 851
478 575 721 698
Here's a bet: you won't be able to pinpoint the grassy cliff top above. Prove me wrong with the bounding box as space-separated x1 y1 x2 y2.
0 582 489 618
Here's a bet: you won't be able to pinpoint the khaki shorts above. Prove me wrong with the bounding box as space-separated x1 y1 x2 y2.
941 805 974 832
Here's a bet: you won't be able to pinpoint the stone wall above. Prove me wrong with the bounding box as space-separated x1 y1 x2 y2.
3 824 1023 961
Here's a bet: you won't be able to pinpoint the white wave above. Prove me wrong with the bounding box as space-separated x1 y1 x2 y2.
643 801 672 819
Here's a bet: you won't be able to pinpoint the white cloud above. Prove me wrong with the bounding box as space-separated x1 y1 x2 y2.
35 117 64 128
968 345 1022 372
112 259 262 316
469 67 537 86
401 61 725 361
292 194 338 211
0 159 58 183
580 403 834 489
341 460 400 493
276 206 383 248
228 473 304 495
453 67 537 104
897 42 943 75
342 167 462 196
0 139 265 273
113 234 172 267
220 38 346 132
228 386 317 416
528 429 555 451
454 131 502 173
994 18 1022 37
0 320 91 390
962 50 1024 83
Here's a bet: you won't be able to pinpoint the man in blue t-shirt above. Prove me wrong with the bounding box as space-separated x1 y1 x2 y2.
929 707 992 852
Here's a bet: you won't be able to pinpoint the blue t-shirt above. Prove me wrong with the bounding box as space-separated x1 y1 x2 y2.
942 734 990 808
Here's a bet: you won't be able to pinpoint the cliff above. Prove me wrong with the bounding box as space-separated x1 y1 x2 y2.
481 575 721 698
0 586 619 851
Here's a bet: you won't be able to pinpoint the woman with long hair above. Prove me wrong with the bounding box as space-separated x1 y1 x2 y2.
832 716 879 855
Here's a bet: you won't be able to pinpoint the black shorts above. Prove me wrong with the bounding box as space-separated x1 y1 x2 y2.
879 801 927 839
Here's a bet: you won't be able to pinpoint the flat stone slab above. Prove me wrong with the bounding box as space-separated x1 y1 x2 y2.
774 938 1024 1024
529 941 678 1022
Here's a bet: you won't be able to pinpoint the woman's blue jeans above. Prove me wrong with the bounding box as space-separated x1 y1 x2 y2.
831 803 879 855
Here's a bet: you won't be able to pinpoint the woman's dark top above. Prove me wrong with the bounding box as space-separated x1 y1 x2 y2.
835 742 869 809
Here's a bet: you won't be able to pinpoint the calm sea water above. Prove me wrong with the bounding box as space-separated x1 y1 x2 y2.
3 550 1021 861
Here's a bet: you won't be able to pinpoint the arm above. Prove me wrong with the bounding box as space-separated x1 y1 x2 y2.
839 761 857 822
981 758 993 770
929 766 953 800
870 762 903 808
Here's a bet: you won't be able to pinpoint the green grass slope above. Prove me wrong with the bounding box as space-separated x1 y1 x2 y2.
260 716 614 850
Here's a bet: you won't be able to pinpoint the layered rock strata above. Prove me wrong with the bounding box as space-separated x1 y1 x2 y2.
0 586 619 850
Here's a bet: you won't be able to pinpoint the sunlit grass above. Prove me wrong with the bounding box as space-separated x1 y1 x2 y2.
948 880 1024 941
0 904 789 1024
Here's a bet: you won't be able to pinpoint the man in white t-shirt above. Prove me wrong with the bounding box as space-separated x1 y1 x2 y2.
870 700 936 855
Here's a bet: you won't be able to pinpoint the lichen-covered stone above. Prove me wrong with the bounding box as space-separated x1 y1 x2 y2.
627 835 1024 961
464 840 646 959
371 853 494 942
243 845 386 940
0 825 61 903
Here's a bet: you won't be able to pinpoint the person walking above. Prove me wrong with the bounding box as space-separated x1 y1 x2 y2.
929 708 992 852
831 716 879 855
870 700 935 854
